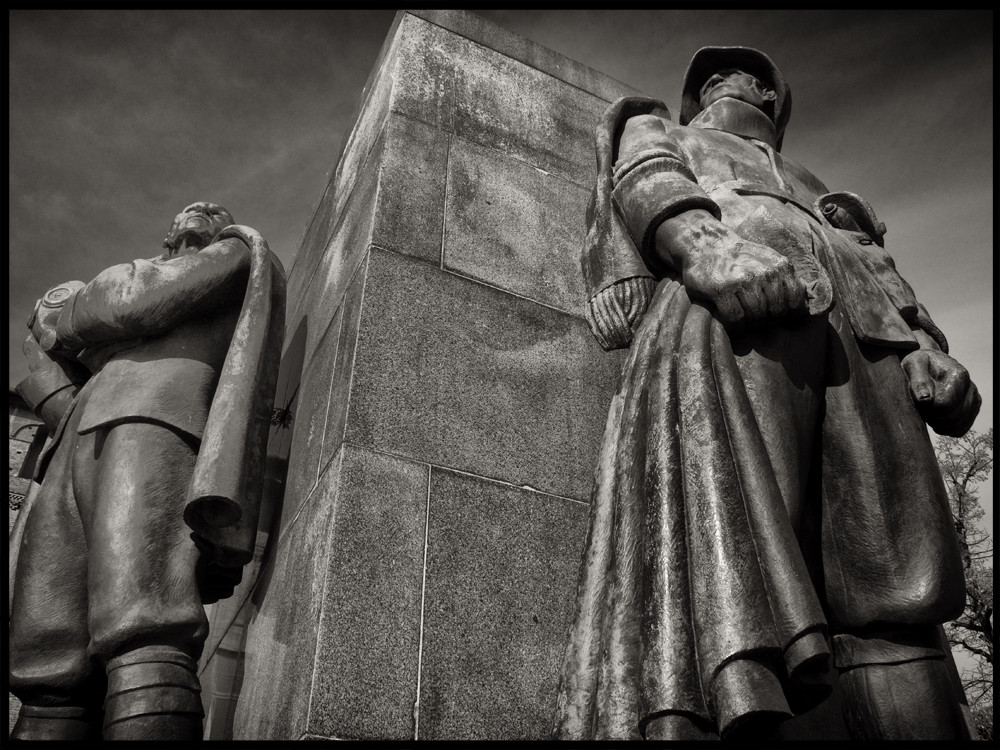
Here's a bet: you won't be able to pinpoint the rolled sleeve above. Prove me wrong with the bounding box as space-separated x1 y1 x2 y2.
611 115 720 256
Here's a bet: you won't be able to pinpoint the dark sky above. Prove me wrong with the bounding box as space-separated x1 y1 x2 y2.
9 10 993 454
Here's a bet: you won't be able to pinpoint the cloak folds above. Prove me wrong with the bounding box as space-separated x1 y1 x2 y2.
554 99 965 740
554 272 962 740
554 282 831 740
184 225 286 568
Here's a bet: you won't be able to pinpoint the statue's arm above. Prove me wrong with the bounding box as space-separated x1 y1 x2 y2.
612 116 808 330
842 214 981 436
50 237 251 353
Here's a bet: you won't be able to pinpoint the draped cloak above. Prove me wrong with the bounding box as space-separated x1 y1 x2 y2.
553 98 964 740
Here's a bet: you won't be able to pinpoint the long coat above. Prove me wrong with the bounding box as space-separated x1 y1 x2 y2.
554 98 964 740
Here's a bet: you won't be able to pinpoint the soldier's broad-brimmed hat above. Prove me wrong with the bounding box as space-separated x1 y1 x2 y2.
680 46 792 151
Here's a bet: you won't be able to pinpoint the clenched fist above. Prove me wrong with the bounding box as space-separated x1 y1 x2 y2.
653 209 813 331
901 348 981 436
682 236 806 327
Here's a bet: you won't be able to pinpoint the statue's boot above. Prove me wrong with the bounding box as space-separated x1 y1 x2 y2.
10 704 99 740
102 645 205 741
833 626 972 741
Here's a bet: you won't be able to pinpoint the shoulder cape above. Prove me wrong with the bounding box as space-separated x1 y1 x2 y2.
183 225 286 567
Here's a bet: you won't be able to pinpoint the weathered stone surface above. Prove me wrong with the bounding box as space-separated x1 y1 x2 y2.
284 172 339 323
417 468 588 740
408 10 645 104
306 445 427 741
289 113 449 347
388 14 611 186
444 137 589 314
285 19 402 315
265 320 307 539
326 17 405 225
371 115 449 265
317 254 369 474
233 449 344 741
279 304 345 531
345 247 623 501
287 125 383 360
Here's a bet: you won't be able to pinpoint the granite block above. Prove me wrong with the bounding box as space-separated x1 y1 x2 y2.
233 449 344 741
279 307 344 532
317 253 368 473
448 38 607 188
327 19 403 222
371 115 449 264
417 468 588 740
286 20 401 309
388 14 609 187
287 124 384 356
285 171 339 322
408 10 645 104
444 137 589 314
345 247 623 500
306 445 428 740
383 16 457 136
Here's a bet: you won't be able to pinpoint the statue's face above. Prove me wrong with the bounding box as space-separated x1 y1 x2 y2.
698 68 776 113
164 202 234 256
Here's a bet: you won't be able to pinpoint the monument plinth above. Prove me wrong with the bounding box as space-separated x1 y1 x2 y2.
214 10 643 741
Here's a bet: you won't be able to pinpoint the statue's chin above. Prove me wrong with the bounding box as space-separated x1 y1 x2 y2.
164 230 209 256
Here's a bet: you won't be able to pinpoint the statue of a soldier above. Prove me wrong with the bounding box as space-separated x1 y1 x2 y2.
9 202 285 741
555 47 981 741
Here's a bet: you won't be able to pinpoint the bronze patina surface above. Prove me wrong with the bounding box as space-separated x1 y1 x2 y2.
9 202 285 741
556 47 980 741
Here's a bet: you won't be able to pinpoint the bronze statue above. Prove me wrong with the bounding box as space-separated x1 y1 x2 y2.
9 202 285 741
555 47 981 741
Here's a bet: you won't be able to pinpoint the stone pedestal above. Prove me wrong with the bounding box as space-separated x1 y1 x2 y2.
223 11 645 740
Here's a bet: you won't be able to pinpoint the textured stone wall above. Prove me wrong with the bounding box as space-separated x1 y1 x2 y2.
221 10 648 740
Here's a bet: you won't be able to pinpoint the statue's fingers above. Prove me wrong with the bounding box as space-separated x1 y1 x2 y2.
902 354 935 404
781 267 808 315
934 381 981 437
713 292 745 330
734 284 767 321
930 361 971 410
759 266 788 317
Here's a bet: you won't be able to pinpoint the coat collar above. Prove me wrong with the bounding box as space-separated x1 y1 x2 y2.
687 98 778 149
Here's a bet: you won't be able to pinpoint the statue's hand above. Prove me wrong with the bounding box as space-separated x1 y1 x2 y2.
27 281 85 353
681 237 806 330
22 334 51 373
29 302 61 351
901 348 981 436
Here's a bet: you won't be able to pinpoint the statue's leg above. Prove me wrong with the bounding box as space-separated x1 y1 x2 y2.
819 309 969 740
80 421 209 741
103 645 205 741
833 626 972 740
9 409 104 741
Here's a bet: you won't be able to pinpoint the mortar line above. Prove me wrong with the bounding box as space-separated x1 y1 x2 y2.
413 464 433 739
440 133 452 270
340 439 589 506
